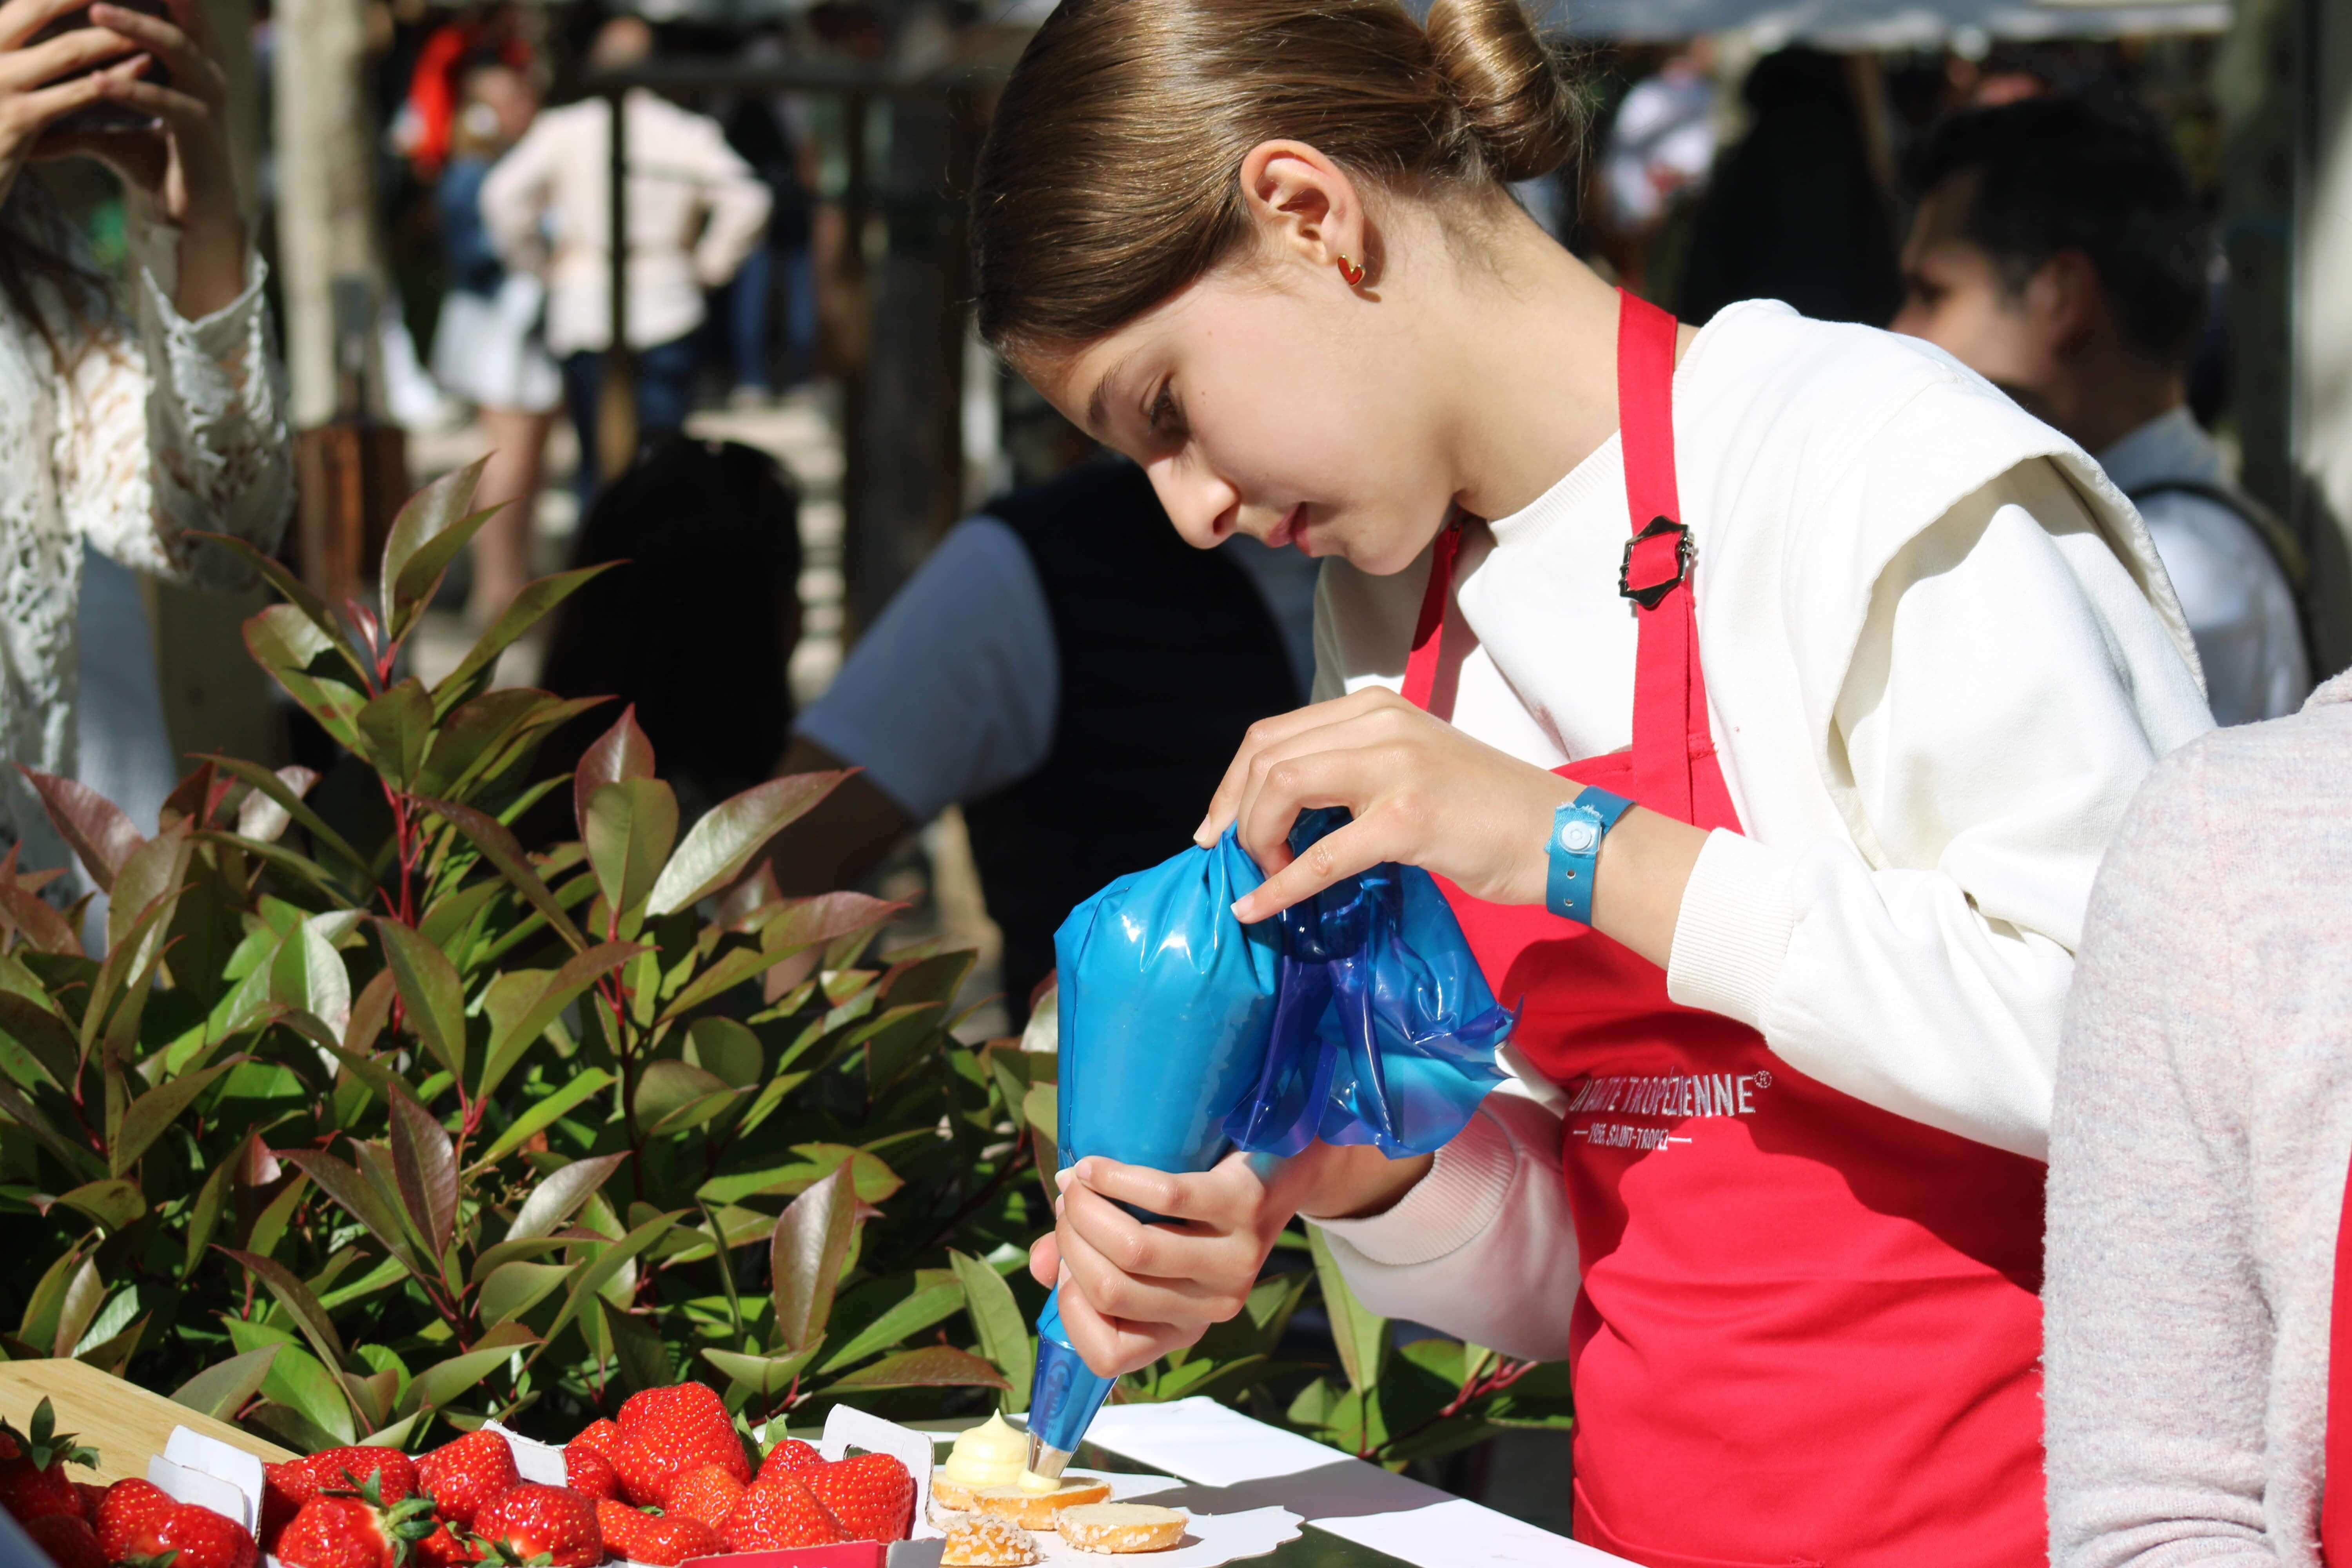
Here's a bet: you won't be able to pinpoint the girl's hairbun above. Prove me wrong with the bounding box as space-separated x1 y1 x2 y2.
1427 0 1584 183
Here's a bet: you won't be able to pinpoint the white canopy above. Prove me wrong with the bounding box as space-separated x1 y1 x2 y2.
1541 0 2227 45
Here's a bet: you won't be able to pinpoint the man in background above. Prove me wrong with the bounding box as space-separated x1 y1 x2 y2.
481 17 771 497
1893 94 2312 723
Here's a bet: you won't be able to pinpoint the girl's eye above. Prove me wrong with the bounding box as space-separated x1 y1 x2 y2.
1149 384 1184 442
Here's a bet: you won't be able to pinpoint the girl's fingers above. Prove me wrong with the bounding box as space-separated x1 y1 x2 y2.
1194 690 1398 846
1231 811 1391 923
92 69 205 127
1054 1216 1242 1328
1052 1264 1192 1378
1065 1155 1256 1228
3 62 122 140
87 3 219 103
1027 1231 1060 1289
0 24 136 91
0 0 96 54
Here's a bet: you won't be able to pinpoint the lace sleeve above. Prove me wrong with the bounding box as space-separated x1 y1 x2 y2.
53 213 293 588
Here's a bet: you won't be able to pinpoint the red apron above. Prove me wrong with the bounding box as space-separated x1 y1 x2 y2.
1400 292 2049 1568
2323 1155 2352 1560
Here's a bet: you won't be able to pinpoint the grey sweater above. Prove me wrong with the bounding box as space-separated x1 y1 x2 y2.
2047 667 2352 1567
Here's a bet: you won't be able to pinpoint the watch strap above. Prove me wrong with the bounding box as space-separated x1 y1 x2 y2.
1546 786 1635 926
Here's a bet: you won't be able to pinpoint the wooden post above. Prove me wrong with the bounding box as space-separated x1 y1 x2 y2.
598 85 638 486
2293 0 2352 675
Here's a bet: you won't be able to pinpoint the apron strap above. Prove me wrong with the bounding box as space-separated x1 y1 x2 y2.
2325 1145 2352 1561
1616 288 1699 824
1399 290 1707 827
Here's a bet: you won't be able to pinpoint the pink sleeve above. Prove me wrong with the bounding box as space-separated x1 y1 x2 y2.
1312 1092 1580 1362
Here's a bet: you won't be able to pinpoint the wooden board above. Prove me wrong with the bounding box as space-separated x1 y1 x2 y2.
0 1359 293 1484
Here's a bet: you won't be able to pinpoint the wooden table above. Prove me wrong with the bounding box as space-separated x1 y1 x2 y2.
0 1359 293 1486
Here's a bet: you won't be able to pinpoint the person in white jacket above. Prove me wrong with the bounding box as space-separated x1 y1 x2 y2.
968 2 2211 1563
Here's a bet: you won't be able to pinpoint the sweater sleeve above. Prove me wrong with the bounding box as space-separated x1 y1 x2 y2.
687 123 772 290
1664 461 2209 1160
1312 1091 1580 1361
2043 740 2278 1568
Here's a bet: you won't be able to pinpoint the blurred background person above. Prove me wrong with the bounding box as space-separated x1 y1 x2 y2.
481 15 769 499
1893 94 2311 725
0 0 292 884
431 59 561 623
1676 46 1902 327
760 456 1318 1022
1595 43 1716 296
710 36 813 407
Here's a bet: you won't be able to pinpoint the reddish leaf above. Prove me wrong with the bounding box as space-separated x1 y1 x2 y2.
822 1345 1009 1391
418 796 590 951
573 705 655 844
770 1163 858 1356
0 877 80 956
644 771 853 918
389 1095 459 1263
15 767 143 893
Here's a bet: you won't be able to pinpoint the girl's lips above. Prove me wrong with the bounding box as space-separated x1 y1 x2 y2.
1267 503 1306 550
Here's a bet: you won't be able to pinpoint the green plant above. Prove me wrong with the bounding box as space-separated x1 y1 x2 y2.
0 459 1568 1474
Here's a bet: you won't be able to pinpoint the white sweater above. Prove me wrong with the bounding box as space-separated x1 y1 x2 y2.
1313 301 2214 1359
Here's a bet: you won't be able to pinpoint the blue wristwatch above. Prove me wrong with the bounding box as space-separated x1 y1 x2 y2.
1546 786 1635 926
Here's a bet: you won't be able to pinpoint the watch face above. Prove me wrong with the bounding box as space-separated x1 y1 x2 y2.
1559 818 1600 854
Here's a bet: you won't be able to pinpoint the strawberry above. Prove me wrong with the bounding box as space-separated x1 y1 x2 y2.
608 1513 717 1566
613 1384 747 1506
806 1453 913 1544
275 1472 437 1568
27 1514 105 1568
468 1484 602 1568
72 1482 105 1528
560 1446 618 1503
720 1477 844 1552
95 1478 177 1562
0 1399 99 1525
753 1439 823 1484
413 1524 483 1568
116 1499 260 1568
416 1432 519 1531
613 1388 679 1431
568 1422 622 1464
269 1451 419 1551
592 1500 648 1557
657 1465 740 1531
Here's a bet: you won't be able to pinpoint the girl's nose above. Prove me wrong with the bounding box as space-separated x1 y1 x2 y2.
1147 459 1239 550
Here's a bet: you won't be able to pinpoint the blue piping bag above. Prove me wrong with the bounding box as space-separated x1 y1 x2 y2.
1023 814 1510 1481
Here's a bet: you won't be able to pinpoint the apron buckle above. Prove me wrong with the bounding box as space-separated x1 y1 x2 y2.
1619 517 1694 610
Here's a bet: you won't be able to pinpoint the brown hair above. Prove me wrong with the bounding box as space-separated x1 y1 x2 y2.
970 0 1583 356
0 178 112 375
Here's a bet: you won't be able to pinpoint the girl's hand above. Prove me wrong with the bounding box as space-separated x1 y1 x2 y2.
1197 686 1710 970
1027 1144 1430 1379
37 0 243 316
1198 687 1580 921
0 0 145 210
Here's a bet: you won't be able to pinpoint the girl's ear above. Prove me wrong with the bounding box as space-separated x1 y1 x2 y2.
1239 139 1368 279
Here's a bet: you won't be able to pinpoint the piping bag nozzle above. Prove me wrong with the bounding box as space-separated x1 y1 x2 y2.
1025 1288 1114 1480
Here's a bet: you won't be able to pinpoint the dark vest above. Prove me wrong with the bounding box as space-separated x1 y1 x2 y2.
962 460 1299 1020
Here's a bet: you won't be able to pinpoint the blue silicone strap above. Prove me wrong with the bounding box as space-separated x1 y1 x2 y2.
1546 786 1636 926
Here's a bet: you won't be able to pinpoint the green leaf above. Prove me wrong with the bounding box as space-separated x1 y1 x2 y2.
20 1241 92 1349
381 456 490 637
185 530 370 685
684 1017 761 1088
479 1261 570 1327
354 680 435 790
949 1250 1035 1409
0 992 81 1094
539 1208 680 1351
55 1177 146 1233
402 1334 535 1415
419 797 590 952
390 1095 459 1262
468 1069 613 1170
173 1345 279 1421
375 918 468 1085
584 779 678 922
822 1345 1009 1392
46 1251 105 1358
505 1152 630 1243
817 1277 965 1373
701 1344 820 1399
181 1148 238 1281
111 1061 234 1177
633 1060 737 1138
478 943 637 1102
644 772 852 918
432 565 616 713
106 822 192 973
698 1145 903 1207
245 606 367 749
204 755 372 873
572 708 656 842
269 918 352 1039
242 1339 357 1448
601 1297 671 1393
1308 1225 1389 1396
769 1162 858 1356
221 1248 364 1429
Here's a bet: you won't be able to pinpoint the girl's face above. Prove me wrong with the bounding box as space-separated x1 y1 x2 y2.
1029 245 1464 577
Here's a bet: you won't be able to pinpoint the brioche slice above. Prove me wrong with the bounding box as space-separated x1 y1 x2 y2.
941 1515 1040 1566
931 1469 982 1514
970 1477 1113 1531
1057 1503 1187 1554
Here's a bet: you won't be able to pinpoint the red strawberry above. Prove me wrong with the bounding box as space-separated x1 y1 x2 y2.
609 1514 718 1566
268 1450 417 1551
613 1384 747 1506
0 1399 98 1525
413 1524 483 1568
613 1388 678 1431
720 1477 844 1552
592 1500 648 1557
27 1514 105 1568
275 1472 437 1568
468 1484 602 1568
753 1440 823 1484
569 1421 622 1465
806 1453 913 1544
95 1478 176 1562
118 1499 260 1568
416 1432 519 1531
72 1482 105 1528
657 1465 741 1530
561 1446 619 1502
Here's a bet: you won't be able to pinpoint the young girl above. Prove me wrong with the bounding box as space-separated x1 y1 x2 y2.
973 2 2210 1563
